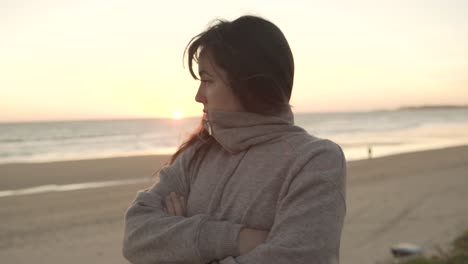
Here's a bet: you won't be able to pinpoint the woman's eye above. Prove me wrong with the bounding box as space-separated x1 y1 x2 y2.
200 79 212 83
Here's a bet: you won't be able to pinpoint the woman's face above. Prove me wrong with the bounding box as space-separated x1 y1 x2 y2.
195 50 244 114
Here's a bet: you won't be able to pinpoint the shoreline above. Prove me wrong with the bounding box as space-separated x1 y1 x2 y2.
2 140 467 166
0 141 468 167
1 145 468 264
0 144 465 192
0 154 168 191
1 144 467 193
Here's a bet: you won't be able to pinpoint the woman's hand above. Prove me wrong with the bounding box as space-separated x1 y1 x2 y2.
164 192 187 217
164 192 268 255
238 227 269 255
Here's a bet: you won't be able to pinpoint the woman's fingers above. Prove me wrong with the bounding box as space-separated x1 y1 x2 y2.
170 192 184 216
180 196 186 215
165 192 187 217
165 194 175 215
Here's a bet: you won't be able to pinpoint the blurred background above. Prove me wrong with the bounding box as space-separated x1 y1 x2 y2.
1 1 467 264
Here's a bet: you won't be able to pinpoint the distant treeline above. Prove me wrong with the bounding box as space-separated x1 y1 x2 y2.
398 105 468 110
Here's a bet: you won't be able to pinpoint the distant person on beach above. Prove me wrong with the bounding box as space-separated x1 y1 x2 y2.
123 15 346 264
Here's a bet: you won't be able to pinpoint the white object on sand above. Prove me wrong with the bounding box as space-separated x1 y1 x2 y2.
390 243 423 258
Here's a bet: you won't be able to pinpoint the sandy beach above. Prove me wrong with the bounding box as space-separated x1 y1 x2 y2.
1 146 467 264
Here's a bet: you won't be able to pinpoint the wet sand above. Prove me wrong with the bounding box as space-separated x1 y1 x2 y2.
1 146 467 264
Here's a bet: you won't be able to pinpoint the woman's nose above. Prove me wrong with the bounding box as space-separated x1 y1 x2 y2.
195 86 206 104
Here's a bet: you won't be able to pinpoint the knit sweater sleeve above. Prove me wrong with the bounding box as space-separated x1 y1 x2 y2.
122 142 244 264
218 140 346 264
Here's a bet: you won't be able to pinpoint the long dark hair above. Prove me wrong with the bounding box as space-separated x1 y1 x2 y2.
165 15 295 166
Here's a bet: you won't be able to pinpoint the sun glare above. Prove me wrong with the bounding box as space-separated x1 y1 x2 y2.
172 111 183 120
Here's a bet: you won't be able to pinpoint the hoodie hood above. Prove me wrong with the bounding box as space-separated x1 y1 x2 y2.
202 108 304 154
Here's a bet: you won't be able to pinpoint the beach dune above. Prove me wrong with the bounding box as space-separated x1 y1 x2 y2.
1 146 467 264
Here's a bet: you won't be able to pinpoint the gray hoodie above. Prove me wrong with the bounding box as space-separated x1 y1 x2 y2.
123 108 346 264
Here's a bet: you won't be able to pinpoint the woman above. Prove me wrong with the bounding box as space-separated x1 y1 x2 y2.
123 15 346 264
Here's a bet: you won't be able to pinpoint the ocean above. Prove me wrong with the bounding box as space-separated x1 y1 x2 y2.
1 108 468 164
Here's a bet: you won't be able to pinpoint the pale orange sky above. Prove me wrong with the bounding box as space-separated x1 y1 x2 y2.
2 0 467 122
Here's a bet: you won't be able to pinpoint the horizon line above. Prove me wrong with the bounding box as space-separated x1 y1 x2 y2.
2 104 467 124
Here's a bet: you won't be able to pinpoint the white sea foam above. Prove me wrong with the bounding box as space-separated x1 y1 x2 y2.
0 178 150 198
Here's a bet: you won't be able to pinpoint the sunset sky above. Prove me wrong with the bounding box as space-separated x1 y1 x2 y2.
2 0 467 122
